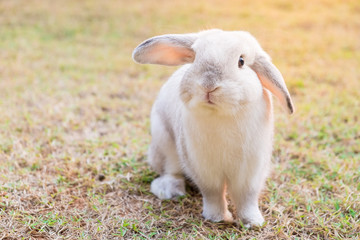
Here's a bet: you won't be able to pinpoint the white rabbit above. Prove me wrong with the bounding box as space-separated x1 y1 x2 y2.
132 29 294 227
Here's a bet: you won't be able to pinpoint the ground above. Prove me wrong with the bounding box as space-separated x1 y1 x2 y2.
0 0 359 239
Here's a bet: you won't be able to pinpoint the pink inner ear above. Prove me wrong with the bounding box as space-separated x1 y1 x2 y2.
145 43 195 66
257 73 294 114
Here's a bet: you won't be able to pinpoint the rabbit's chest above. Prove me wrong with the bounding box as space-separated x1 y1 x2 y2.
180 111 272 186
181 122 248 186
184 117 251 163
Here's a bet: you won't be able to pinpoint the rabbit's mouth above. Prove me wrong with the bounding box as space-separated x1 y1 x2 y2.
207 99 215 105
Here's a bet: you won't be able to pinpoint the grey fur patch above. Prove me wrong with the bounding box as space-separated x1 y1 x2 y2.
201 63 223 90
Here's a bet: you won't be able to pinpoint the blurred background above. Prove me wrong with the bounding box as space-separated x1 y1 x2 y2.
0 0 359 239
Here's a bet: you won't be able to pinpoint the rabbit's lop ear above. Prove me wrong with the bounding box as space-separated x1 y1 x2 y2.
132 34 198 66
251 54 294 114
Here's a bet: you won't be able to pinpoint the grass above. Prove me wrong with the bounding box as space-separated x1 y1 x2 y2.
0 0 359 239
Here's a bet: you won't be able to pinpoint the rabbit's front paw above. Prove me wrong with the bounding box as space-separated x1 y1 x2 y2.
203 206 233 222
150 174 185 200
238 207 264 228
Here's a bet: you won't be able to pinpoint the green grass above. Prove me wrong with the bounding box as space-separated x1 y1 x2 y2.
0 0 359 239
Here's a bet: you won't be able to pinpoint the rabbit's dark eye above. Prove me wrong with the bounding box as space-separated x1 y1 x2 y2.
238 56 245 68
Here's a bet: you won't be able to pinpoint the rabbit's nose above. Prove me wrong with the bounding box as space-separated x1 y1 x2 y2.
199 83 219 93
205 86 219 103
207 86 219 93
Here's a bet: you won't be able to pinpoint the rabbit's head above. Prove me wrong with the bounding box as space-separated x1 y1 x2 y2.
133 29 294 115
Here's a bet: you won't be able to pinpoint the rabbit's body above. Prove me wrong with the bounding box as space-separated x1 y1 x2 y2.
133 29 294 227
149 64 273 224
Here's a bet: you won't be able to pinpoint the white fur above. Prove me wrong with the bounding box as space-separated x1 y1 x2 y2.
133 29 293 227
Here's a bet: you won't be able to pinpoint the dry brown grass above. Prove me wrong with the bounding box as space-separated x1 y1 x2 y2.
0 0 359 239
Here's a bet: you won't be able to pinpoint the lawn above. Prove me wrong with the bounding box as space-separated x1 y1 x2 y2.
0 0 359 239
